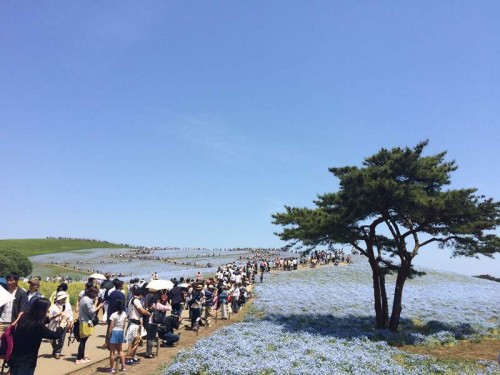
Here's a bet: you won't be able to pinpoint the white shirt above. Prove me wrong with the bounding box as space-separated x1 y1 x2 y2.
127 298 144 321
231 287 240 298
48 303 69 331
0 300 13 323
109 311 127 330
0 287 18 323
65 301 74 322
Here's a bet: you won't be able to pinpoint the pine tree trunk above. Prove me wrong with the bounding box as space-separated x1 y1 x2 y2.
389 264 409 332
380 272 389 326
369 259 387 329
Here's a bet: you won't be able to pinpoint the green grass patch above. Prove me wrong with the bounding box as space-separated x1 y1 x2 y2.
18 280 129 308
0 238 131 257
19 280 84 307
31 263 91 279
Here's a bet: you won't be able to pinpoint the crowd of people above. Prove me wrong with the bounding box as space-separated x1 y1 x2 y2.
0 249 353 374
0 260 260 374
110 251 216 269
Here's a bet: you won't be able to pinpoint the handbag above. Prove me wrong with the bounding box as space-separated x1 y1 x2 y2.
79 322 94 338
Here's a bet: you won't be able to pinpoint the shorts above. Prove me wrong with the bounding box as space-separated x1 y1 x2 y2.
126 323 140 343
110 329 126 344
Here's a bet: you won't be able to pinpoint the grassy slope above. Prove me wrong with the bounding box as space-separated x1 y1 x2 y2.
30 263 92 279
0 238 132 305
0 238 132 257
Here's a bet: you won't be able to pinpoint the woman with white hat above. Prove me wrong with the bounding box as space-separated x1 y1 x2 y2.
47 291 72 359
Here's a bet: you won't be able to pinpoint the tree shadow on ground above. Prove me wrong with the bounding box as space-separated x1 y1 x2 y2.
260 313 477 345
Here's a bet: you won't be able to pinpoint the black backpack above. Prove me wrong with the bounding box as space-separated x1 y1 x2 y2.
70 319 80 343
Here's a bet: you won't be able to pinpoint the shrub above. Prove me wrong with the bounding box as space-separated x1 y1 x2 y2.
0 249 32 276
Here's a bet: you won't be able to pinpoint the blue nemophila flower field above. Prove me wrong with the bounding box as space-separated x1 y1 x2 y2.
166 257 500 374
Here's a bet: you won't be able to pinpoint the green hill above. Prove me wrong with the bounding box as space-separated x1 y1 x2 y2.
0 238 132 257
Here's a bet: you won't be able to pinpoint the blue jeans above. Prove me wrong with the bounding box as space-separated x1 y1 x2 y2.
171 302 182 316
190 307 201 328
162 332 179 345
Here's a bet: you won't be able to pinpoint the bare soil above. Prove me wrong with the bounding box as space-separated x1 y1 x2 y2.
401 338 500 361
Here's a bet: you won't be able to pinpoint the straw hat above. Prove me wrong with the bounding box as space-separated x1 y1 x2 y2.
56 291 69 301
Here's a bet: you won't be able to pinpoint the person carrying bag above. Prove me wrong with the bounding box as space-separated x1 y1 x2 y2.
125 287 150 366
76 287 104 365
47 291 72 359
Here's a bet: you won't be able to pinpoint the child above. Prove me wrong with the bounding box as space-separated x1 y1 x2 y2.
107 300 127 373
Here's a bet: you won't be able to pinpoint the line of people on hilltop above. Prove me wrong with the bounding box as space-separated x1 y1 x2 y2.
110 251 217 268
46 236 132 247
305 250 352 266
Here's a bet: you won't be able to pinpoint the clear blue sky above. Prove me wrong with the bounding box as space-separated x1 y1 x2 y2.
1 2 499 276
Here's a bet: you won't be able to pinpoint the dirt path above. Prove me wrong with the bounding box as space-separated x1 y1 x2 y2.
34 302 251 375
401 338 500 361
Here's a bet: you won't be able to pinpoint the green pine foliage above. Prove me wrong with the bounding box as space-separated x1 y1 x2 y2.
273 140 500 331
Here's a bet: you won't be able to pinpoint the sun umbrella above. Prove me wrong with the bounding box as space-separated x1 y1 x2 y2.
88 273 107 280
147 279 174 291
178 283 190 289
0 285 15 308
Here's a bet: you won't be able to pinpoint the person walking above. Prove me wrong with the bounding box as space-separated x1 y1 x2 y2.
203 285 215 327
8 298 64 375
100 273 114 323
169 282 183 317
76 287 104 365
230 284 240 314
125 287 150 366
26 278 43 305
0 273 28 335
143 290 159 359
47 291 72 359
218 286 228 319
190 284 204 329
49 283 68 305
104 279 126 349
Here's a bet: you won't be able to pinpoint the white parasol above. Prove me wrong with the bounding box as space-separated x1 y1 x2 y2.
88 273 107 280
147 279 174 291
0 285 15 308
